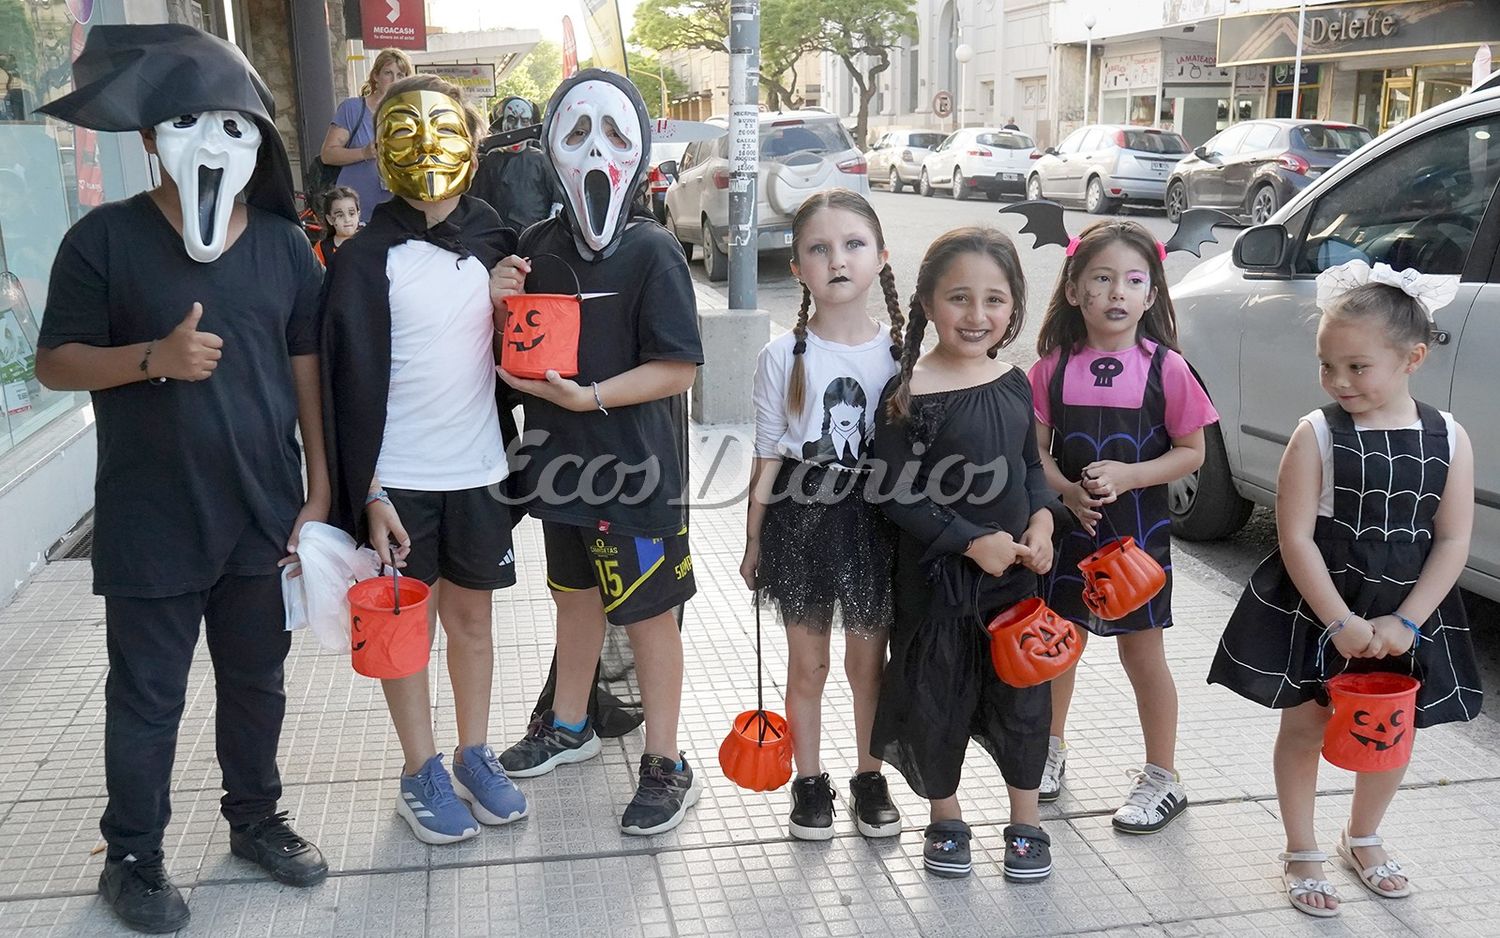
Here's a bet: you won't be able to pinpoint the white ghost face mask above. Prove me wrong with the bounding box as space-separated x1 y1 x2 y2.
546 80 644 255
152 109 262 263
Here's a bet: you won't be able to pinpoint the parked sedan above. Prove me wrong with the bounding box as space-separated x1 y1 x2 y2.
1027 125 1189 213
1168 80 1500 600
865 128 946 193
918 128 1037 201
1165 119 1372 224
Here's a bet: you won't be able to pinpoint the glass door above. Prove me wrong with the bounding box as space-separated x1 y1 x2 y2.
1382 77 1413 132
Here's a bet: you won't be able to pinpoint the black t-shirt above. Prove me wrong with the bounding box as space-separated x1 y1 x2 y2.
472 145 561 232
514 217 702 537
39 193 323 597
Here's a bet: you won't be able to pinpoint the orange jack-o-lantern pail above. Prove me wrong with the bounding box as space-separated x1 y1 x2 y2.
1079 536 1166 621
1322 672 1420 772
348 568 431 679
719 709 794 792
986 598 1083 688
499 253 584 380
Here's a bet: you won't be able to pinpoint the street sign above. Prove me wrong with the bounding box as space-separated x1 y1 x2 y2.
932 90 953 118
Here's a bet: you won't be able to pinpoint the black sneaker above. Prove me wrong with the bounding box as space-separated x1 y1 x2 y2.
923 820 972 878
499 711 603 778
1002 823 1053 882
98 853 190 934
620 752 701 835
229 811 329 887
788 773 836 841
849 771 901 838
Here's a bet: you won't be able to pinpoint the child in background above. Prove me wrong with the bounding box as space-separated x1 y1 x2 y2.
313 186 360 266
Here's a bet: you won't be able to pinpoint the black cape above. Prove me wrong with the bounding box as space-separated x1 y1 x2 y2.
320 195 518 542
34 23 296 226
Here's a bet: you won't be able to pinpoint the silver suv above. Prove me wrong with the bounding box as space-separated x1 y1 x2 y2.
1170 79 1500 600
662 110 871 282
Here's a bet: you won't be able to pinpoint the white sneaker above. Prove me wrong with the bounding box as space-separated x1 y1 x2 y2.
1111 763 1187 834
1039 737 1066 803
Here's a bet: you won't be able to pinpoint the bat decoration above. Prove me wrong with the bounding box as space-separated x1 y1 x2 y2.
997 199 1071 250
1163 209 1245 258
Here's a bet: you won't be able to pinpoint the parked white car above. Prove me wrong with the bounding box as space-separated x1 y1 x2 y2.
865 128 947 193
919 128 1038 201
663 110 871 282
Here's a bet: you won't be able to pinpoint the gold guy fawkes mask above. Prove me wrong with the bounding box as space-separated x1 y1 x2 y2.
376 90 476 201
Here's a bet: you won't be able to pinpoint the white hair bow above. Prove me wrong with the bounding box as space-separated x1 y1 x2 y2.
1314 259 1460 321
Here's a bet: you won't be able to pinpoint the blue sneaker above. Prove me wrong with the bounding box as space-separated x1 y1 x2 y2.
452 744 529 825
396 754 480 845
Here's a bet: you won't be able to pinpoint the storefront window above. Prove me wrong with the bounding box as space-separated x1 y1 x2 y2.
0 4 120 458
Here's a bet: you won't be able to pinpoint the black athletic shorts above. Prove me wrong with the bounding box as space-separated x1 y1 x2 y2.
542 521 695 625
385 485 517 591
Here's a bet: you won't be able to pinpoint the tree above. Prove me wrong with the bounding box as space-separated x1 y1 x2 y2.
812 0 917 149
492 39 563 113
631 0 820 111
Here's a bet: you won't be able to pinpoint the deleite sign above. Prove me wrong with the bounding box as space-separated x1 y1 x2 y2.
360 0 426 51
1218 0 1500 67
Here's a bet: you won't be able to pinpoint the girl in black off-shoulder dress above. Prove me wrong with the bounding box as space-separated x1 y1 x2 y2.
870 227 1063 883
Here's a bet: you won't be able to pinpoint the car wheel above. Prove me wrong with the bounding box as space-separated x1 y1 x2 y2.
1026 174 1043 201
1169 423 1254 541
667 210 692 262
920 169 933 197
888 167 903 193
952 168 968 201
703 219 729 283
1251 184 1280 224
1166 181 1187 224
1085 176 1118 215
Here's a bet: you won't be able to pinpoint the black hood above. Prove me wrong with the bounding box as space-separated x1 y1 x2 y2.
34 23 296 226
540 68 652 262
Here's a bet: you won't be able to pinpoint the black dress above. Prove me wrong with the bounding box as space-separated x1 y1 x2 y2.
1209 402 1482 728
869 368 1059 799
1043 343 1174 635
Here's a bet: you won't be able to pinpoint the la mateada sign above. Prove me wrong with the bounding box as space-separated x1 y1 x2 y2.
1218 0 1500 67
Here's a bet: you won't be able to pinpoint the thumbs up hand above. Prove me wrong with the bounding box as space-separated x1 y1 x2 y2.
152 303 224 381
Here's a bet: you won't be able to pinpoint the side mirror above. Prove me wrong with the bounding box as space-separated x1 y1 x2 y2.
1192 144 1208 159
1044 146 1059 156
658 160 678 177
1233 224 1290 270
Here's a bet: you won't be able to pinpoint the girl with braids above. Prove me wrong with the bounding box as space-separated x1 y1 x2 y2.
743 189 905 841
1027 219 1217 835
870 227 1060 882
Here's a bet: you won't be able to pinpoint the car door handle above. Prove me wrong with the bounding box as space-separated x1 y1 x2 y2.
1434 330 1451 345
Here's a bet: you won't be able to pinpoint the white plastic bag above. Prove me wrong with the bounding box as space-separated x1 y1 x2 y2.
281 521 382 653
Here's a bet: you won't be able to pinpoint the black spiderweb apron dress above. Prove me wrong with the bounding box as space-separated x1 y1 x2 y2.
1209 402 1482 728
1043 343 1175 635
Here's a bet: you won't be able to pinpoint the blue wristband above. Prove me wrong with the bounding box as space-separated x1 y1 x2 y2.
365 488 390 507
1394 612 1423 646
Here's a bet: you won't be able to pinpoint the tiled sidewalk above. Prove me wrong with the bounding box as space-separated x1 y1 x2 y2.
1 423 1498 936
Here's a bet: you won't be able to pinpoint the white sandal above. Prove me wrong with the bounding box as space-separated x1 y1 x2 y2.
1279 849 1341 918
1338 829 1412 898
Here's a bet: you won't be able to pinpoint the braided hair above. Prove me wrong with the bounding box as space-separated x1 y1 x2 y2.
885 226 1029 421
784 188 904 413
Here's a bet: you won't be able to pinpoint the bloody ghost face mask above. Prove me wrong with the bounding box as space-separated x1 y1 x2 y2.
496 96 537 151
153 110 262 263
377 90 477 202
542 70 650 259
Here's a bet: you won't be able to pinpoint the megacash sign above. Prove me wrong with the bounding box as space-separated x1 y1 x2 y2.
360 0 427 51
1217 0 1500 67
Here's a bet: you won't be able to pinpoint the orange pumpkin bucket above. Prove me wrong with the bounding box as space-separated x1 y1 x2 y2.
1079 536 1166 621
986 598 1083 688
500 253 582 380
719 598 793 792
1322 672 1420 772
348 566 431 679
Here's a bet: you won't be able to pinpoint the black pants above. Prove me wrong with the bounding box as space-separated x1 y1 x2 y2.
101 573 290 859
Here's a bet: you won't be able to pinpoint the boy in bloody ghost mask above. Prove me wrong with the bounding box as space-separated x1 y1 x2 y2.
32 24 328 934
490 69 704 835
470 96 563 233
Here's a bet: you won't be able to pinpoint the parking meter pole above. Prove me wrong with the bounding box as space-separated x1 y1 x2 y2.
728 0 760 312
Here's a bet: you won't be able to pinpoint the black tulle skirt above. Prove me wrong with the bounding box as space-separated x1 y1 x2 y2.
756 459 896 636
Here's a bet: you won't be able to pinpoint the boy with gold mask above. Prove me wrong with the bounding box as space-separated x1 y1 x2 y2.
321 75 530 845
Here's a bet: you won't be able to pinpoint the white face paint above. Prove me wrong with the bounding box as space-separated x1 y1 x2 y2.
546 80 642 254
153 110 261 263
